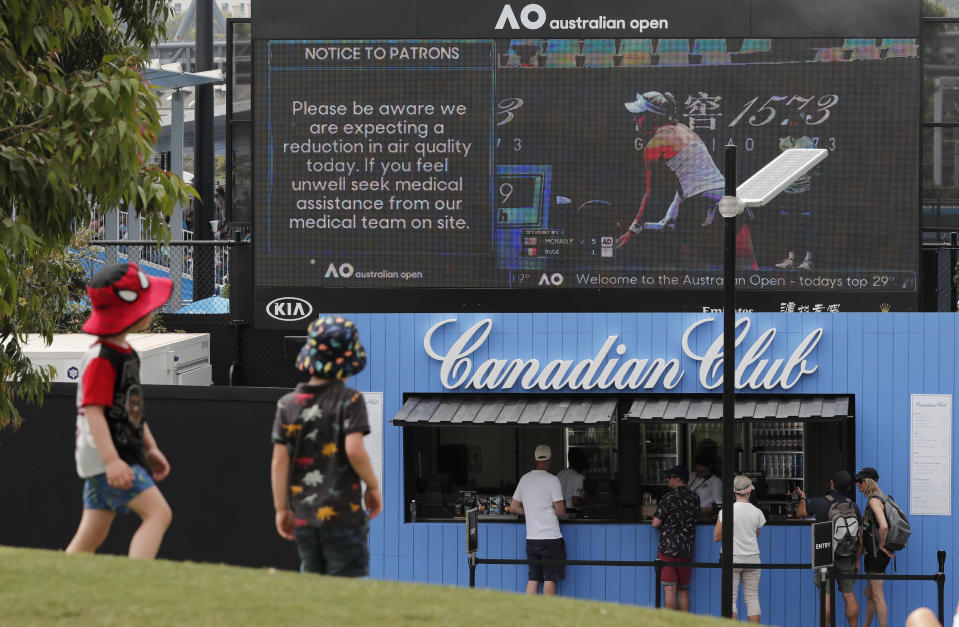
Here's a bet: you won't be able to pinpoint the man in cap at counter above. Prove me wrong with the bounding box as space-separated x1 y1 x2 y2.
509 444 567 595
653 465 700 612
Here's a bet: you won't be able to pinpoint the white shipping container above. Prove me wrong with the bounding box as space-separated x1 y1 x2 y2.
19 333 212 386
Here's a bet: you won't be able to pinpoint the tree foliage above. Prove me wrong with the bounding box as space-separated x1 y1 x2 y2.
0 0 194 428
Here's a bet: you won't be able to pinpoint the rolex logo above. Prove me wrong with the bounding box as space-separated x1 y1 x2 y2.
879 303 891 313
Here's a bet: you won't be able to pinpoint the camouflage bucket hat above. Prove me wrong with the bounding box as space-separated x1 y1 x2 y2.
295 316 367 379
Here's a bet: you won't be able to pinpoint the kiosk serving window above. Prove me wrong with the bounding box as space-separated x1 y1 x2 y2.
396 396 619 521
396 394 855 523
622 395 856 520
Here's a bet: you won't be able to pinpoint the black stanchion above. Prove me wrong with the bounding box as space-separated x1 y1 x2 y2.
938 550 947 624
466 552 947 624
819 568 828 627
655 559 662 608
828 568 836 627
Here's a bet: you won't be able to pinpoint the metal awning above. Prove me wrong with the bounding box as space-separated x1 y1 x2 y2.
623 395 852 421
392 396 618 426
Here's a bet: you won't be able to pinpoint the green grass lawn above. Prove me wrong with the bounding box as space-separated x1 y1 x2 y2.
0 546 730 626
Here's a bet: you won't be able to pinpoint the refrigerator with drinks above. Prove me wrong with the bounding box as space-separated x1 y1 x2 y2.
640 423 680 486
565 422 617 476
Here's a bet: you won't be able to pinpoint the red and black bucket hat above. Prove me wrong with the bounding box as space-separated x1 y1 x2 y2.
82 263 172 336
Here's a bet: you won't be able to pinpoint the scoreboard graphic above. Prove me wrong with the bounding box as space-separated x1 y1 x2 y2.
253 37 919 313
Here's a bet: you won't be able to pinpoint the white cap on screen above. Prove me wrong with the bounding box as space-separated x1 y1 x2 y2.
534 444 552 461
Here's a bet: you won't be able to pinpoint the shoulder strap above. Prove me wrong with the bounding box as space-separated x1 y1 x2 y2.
825 494 834 504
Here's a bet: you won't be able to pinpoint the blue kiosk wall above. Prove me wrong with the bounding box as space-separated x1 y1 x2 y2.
349 312 958 626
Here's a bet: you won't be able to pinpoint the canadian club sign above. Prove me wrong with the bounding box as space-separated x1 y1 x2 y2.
423 318 822 391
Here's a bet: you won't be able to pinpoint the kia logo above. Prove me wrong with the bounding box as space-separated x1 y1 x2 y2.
266 297 313 322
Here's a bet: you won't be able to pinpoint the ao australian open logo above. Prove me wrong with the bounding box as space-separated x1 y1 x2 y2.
266 297 314 322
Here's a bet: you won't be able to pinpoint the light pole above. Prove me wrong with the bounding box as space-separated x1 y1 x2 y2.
719 145 740 619
715 146 828 618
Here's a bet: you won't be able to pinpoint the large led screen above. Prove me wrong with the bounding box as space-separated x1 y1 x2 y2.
254 38 919 311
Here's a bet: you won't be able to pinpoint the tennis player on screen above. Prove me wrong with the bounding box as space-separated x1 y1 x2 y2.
616 91 756 269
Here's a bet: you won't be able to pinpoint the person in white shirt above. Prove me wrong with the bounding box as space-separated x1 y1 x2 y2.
713 475 766 623
556 447 588 510
688 456 723 513
510 444 566 595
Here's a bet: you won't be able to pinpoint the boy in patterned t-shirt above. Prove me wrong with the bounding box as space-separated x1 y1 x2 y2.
271 316 381 576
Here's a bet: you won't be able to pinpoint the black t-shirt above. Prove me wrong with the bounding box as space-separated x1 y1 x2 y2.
272 381 370 528
77 341 147 471
806 489 862 522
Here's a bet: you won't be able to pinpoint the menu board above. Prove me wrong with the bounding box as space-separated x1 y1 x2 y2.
910 394 952 516
363 391 384 494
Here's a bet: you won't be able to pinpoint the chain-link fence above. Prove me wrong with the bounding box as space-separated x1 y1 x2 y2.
80 239 246 314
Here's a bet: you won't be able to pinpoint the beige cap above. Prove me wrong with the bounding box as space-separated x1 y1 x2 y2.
534 444 552 461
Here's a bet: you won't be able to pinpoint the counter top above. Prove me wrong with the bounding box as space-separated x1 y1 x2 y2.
414 515 817 525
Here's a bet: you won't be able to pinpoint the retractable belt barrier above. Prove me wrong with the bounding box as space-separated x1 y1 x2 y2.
468 550 947 627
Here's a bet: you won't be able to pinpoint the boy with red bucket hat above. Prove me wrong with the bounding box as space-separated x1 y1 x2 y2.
271 315 381 576
65 263 174 559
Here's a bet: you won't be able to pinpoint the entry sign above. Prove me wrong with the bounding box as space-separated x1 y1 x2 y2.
812 521 834 569
466 508 479 555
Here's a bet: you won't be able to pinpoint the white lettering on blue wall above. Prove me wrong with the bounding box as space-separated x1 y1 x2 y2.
423 317 822 392
680 318 821 390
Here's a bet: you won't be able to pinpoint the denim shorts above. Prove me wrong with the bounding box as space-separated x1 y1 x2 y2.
82 464 155 513
294 519 370 577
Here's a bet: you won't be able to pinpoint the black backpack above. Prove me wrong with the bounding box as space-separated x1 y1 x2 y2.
826 494 860 557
